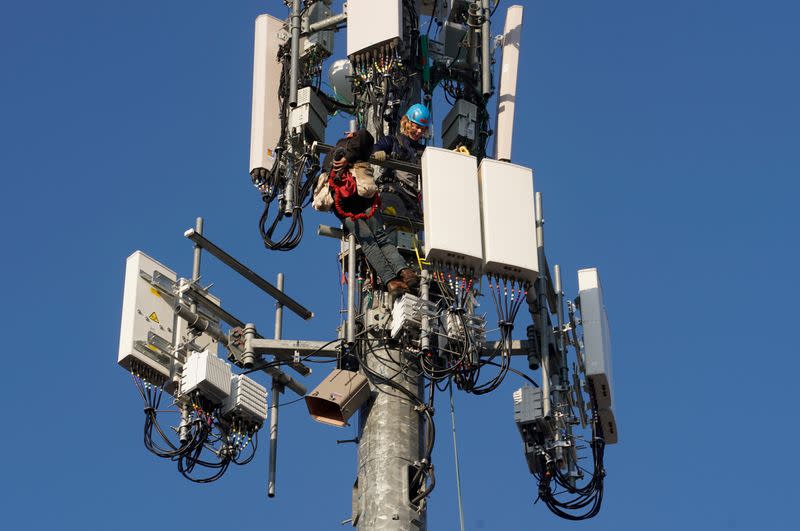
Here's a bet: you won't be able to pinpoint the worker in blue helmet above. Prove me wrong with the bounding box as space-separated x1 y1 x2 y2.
372 103 430 221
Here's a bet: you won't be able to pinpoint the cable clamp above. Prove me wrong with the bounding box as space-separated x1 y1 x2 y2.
414 404 434 416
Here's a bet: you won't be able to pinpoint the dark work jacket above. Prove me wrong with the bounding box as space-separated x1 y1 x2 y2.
374 133 424 219
374 134 424 166
322 129 375 172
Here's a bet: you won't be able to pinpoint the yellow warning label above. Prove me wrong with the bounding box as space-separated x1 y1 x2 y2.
150 287 162 298
148 312 160 323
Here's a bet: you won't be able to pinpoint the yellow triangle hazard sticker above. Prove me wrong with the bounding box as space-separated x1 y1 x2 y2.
148 312 160 323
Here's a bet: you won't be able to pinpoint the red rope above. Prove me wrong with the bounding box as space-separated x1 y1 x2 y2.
329 169 381 220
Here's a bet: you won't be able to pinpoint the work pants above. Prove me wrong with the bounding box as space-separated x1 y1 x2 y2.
342 212 407 284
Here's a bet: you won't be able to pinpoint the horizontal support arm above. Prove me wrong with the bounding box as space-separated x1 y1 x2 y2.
257 337 534 358
247 338 341 359
258 366 306 396
175 306 306 395
184 229 314 320
312 142 421 175
307 12 347 33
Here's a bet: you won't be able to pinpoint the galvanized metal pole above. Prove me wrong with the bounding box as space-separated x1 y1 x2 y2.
346 118 358 347
268 273 284 498
535 192 551 417
357 298 425 531
481 0 492 98
419 270 431 353
354 9 426 526
179 217 205 442
191 217 203 283
289 0 301 107
554 264 578 486
347 234 357 346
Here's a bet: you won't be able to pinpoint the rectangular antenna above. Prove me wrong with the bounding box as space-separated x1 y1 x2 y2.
479 158 538 282
577 268 613 410
250 14 288 175
346 0 402 56
421 148 483 271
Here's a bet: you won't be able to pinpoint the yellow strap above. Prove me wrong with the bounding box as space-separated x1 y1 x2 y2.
413 234 430 270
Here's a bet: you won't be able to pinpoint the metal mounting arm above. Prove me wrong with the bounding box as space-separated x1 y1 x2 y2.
307 12 347 34
184 228 314 320
312 141 422 175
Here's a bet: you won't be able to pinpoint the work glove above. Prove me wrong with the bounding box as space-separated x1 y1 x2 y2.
372 150 388 162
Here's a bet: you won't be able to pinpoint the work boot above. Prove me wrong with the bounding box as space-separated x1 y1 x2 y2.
398 268 419 290
386 278 409 296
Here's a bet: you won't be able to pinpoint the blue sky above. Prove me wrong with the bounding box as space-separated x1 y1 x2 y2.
1 1 798 529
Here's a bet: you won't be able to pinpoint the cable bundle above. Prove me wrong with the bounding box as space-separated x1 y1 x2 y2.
257 154 318 251
133 375 258 483
536 435 605 520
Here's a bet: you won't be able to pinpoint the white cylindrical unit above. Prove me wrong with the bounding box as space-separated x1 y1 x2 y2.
494 5 524 161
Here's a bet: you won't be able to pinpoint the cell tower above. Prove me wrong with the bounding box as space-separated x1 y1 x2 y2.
116 2 618 529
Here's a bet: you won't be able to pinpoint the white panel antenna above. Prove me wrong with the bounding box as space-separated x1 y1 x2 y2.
494 5 524 161
250 14 288 175
577 268 618 444
421 147 484 272
347 0 402 56
479 158 539 282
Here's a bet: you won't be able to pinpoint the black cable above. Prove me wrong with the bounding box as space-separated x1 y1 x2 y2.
482 360 539 387
357 338 436 503
426 0 438 37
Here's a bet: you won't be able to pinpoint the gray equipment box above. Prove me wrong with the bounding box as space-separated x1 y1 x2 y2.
442 21 468 65
441 99 477 150
301 1 334 57
513 386 552 475
514 386 546 426
289 87 328 142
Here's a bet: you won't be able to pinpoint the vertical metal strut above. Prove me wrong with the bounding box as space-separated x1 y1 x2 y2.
268 273 284 498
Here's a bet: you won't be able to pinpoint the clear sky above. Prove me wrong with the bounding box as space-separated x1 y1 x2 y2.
1 1 798 530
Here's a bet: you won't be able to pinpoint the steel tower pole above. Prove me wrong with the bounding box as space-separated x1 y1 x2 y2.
354 6 426 528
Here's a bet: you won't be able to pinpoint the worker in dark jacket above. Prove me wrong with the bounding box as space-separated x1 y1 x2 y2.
323 129 419 295
372 104 430 221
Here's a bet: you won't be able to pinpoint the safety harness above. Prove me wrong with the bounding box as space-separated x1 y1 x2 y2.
328 168 381 221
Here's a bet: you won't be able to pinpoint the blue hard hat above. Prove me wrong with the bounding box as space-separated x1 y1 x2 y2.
405 104 431 127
